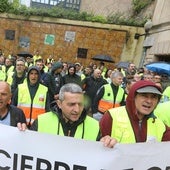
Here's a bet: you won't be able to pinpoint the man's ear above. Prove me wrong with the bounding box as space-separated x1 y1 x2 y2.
56 100 61 109
8 99 11 104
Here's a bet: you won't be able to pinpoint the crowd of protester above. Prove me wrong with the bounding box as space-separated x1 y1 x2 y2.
1 50 170 147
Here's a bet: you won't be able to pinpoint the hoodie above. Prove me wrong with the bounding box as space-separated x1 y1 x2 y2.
12 66 50 113
27 66 41 100
100 80 166 142
63 64 82 87
30 101 93 138
126 80 162 122
50 62 63 75
43 62 64 102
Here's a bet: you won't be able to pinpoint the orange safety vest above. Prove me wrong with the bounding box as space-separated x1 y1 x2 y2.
98 84 124 113
17 82 48 126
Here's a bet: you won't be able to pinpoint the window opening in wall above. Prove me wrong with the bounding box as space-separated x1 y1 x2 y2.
31 0 81 10
77 48 88 59
5 30 15 40
158 55 170 63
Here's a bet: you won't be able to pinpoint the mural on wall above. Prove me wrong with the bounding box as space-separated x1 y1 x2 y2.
44 34 55 45
5 30 15 40
65 31 76 42
19 36 30 48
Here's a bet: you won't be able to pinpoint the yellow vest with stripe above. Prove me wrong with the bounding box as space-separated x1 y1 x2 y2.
154 101 170 127
43 65 49 73
0 65 6 81
162 86 170 101
98 84 124 113
81 73 86 81
25 62 33 68
38 112 100 141
17 82 48 125
6 65 14 75
109 106 166 143
6 66 15 85
46 58 54 64
6 72 14 85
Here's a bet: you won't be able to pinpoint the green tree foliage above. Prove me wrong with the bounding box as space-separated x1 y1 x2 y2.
107 12 147 26
132 0 154 15
12 0 20 8
0 0 12 12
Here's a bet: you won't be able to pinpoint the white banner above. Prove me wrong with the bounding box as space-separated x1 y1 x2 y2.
0 124 170 170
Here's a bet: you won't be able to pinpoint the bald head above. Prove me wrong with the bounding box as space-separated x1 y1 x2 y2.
0 81 11 93
0 81 12 110
93 69 102 79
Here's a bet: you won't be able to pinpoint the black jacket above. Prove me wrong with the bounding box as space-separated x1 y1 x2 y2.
63 65 82 87
11 70 27 94
82 75 108 108
6 105 26 127
43 65 64 102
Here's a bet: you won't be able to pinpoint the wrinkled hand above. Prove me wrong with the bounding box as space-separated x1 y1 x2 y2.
100 135 117 148
17 122 27 131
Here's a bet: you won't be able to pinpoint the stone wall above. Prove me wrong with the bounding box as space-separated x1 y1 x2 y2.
0 14 144 68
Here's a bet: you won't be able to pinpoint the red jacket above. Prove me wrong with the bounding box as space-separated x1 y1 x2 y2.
100 80 170 142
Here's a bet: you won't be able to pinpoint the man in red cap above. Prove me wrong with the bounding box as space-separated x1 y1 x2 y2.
100 80 170 145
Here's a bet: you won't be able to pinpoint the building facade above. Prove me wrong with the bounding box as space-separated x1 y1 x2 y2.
143 0 170 65
7 0 170 67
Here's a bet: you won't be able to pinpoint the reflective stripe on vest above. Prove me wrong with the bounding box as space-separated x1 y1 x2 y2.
18 83 48 125
109 106 166 143
98 84 124 113
38 112 100 141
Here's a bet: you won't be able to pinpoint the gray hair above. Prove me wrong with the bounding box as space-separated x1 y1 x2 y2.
111 70 124 79
16 57 26 63
59 83 83 101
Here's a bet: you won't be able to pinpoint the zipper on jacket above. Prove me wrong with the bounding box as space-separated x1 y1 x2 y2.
138 119 142 142
68 130 71 136
28 102 33 128
138 120 142 129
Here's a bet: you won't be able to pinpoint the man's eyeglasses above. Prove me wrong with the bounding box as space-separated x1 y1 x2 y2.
16 64 25 66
